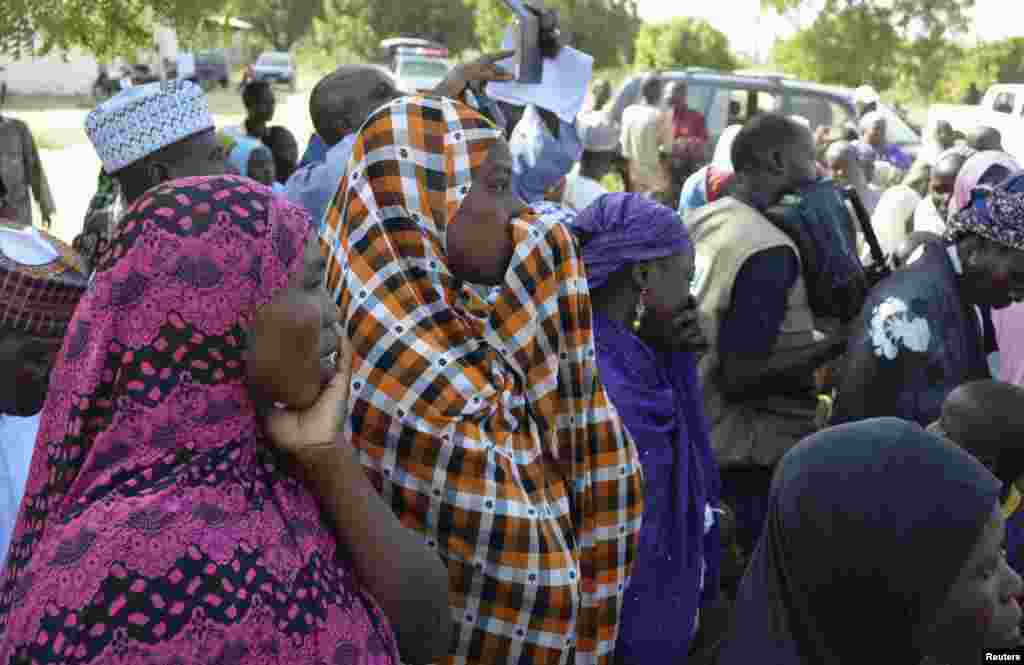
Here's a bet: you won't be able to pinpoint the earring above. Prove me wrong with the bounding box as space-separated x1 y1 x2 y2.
632 288 648 334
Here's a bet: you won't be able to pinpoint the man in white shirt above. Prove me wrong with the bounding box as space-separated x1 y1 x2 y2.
620 76 668 197
0 221 88 561
561 112 616 211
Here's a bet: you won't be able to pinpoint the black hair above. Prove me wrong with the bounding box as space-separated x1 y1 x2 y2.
266 126 298 184
242 81 272 108
579 148 615 180
979 164 1013 188
309 67 367 146
641 77 662 105
730 112 807 176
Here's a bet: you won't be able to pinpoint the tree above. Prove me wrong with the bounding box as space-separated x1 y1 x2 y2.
770 4 901 89
0 0 232 58
226 0 324 52
761 0 973 99
940 38 1024 101
361 0 477 56
468 0 640 69
304 0 378 62
633 17 737 72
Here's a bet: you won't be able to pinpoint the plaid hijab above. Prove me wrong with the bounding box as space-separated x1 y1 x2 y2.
320 96 644 665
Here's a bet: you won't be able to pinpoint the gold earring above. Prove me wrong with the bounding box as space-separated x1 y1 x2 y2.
632 288 648 334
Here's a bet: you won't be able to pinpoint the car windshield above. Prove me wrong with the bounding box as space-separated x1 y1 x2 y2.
197 52 225 65
398 60 449 79
258 54 290 67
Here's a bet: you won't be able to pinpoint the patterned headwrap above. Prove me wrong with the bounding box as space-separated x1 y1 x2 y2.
570 192 691 290
0 225 87 338
0 175 400 663
951 151 1019 218
947 176 1024 250
320 95 643 665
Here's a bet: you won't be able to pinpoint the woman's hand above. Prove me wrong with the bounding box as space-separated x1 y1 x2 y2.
264 341 352 458
435 51 515 99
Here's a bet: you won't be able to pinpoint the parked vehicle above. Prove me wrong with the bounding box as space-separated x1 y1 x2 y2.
379 37 446 64
92 63 158 101
191 50 230 89
928 83 1024 160
392 46 451 94
251 51 297 91
607 70 921 159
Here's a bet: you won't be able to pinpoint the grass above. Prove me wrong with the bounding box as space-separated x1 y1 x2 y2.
3 93 95 111
34 128 88 151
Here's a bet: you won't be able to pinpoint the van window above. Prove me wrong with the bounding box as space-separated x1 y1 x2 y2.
786 94 855 135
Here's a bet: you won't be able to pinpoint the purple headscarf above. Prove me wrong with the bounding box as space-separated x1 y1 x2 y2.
951 151 1020 220
570 192 720 665
572 192 692 290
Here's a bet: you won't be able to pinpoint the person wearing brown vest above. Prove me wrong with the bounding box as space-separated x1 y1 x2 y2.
686 113 849 582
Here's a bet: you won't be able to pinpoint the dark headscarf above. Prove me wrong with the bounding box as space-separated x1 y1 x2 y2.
572 192 692 289
716 417 1000 665
947 172 1024 250
572 193 720 663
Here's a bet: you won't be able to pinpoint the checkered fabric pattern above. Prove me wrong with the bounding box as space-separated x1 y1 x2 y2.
84 80 214 174
0 225 87 338
321 96 644 665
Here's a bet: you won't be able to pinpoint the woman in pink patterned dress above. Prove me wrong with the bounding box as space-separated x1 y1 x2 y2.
0 175 451 665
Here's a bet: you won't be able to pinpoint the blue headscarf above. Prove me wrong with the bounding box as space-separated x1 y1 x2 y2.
570 193 720 664
717 417 1000 665
299 132 327 168
509 104 582 204
228 136 273 179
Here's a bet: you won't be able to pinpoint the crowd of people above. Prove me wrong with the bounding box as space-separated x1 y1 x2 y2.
2 14 1024 665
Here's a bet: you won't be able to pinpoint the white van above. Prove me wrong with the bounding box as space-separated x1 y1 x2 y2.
393 46 451 94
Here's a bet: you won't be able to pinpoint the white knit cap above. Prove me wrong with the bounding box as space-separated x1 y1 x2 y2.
85 80 215 174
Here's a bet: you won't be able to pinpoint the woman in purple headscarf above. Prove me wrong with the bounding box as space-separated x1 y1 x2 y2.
570 193 721 664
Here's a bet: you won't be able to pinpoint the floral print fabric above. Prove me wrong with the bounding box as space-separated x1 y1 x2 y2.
0 175 399 665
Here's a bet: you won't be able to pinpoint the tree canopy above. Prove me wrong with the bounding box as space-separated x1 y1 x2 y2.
771 4 901 89
633 17 737 72
0 0 232 58
228 0 325 52
763 0 974 99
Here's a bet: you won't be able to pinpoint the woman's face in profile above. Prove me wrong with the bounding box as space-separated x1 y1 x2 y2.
446 140 526 286
247 150 277 187
924 503 1022 656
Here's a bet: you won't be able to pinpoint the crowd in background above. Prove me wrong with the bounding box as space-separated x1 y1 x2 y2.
3 14 1024 665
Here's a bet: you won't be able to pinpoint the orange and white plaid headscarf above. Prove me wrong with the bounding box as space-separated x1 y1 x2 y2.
320 95 643 665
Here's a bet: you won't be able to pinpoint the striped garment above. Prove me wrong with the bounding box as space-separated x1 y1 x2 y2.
320 95 644 665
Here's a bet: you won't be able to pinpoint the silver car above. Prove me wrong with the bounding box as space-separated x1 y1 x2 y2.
252 51 296 91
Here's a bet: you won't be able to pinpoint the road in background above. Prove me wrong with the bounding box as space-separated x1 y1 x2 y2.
11 82 316 244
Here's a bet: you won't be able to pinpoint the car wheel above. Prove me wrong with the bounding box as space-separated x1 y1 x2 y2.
221 78 228 89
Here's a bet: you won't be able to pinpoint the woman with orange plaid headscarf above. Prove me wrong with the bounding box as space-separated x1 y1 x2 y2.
320 95 644 665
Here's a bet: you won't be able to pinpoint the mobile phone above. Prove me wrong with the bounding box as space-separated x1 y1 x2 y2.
503 0 543 84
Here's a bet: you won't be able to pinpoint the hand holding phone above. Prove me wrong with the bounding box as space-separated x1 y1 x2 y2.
502 0 562 83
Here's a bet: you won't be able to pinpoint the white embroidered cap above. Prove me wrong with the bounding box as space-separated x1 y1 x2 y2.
85 80 215 174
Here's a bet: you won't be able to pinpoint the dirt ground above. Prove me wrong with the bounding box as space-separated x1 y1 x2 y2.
6 76 320 245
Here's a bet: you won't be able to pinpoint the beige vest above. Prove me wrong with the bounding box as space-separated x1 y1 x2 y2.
687 197 820 469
